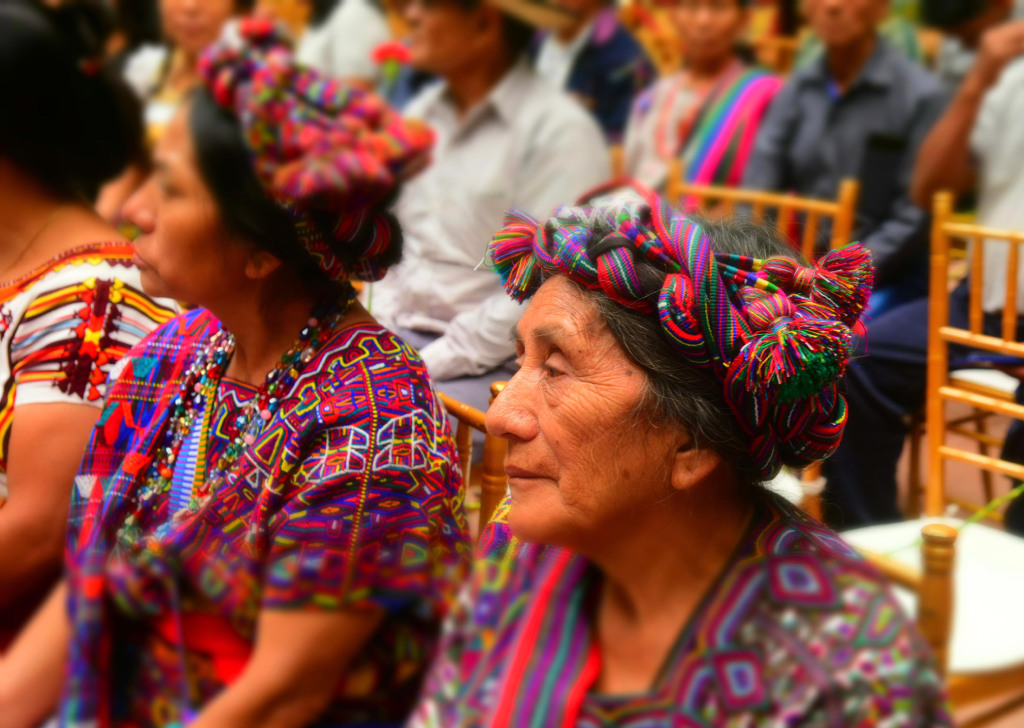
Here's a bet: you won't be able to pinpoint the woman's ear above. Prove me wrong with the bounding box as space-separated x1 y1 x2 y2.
244 248 284 281
670 437 722 492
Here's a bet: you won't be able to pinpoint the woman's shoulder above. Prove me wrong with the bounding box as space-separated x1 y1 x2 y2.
738 64 783 89
722 497 950 721
317 322 434 392
3 242 137 298
300 321 450 430
107 308 217 385
742 496 920 641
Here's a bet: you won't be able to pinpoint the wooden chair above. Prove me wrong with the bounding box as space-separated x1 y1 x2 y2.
609 144 625 180
439 383 508 538
903 194 1023 520
664 170 860 264
842 192 1024 725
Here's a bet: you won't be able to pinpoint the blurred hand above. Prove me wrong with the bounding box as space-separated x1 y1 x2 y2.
970 20 1024 91
994 363 1024 382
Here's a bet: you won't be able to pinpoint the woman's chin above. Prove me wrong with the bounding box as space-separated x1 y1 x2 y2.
136 268 181 304
506 499 562 546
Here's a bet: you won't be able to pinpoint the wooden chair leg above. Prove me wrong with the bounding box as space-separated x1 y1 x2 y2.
801 463 824 522
478 382 510 536
919 523 958 676
973 409 996 504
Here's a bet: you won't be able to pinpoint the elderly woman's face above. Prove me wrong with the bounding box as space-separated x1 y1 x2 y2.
487 276 693 549
123 106 256 306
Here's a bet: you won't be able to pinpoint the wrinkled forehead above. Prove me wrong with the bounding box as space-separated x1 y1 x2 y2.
512 276 609 348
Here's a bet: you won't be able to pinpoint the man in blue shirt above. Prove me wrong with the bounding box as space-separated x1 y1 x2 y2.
743 0 947 320
532 0 654 142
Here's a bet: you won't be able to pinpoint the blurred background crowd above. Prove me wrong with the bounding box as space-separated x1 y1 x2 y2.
4 0 1024 725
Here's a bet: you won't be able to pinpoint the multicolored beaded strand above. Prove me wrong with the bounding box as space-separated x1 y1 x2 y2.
118 287 357 546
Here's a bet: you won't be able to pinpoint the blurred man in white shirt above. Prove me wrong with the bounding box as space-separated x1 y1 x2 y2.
370 0 610 410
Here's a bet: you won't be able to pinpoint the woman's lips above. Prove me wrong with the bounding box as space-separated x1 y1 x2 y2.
505 464 546 480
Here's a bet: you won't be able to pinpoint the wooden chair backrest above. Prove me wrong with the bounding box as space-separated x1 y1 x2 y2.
859 523 958 674
925 192 1024 517
438 384 508 536
666 172 861 261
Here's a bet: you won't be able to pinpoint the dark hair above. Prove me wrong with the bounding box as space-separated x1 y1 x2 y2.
0 0 144 200
452 0 537 58
308 0 343 27
575 217 799 486
114 0 162 53
502 15 536 58
921 0 993 29
189 87 403 301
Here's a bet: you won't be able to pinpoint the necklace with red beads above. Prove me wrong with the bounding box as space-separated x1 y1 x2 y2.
118 287 356 546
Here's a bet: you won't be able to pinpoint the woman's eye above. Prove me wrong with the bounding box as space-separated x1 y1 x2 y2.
543 362 564 379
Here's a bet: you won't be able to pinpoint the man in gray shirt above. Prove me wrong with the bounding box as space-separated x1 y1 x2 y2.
743 0 947 317
820 13 1024 531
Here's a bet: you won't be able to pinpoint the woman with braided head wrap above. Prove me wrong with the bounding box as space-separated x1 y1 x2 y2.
409 194 951 727
0 19 468 728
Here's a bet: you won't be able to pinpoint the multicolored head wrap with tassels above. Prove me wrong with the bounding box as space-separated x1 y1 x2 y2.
198 18 433 283
489 195 874 480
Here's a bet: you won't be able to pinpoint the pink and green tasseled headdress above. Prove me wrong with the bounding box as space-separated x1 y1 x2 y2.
198 18 433 283
488 194 874 480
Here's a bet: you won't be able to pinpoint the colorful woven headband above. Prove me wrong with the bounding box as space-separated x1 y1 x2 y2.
198 19 433 283
489 196 874 479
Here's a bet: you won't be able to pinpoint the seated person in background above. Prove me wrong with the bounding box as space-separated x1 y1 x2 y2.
0 0 177 654
622 0 781 192
97 0 253 221
409 196 951 727
296 0 393 88
0 22 467 728
532 0 654 143
369 0 610 411
795 0 927 68
823 13 1024 530
743 0 948 319
923 0 1024 86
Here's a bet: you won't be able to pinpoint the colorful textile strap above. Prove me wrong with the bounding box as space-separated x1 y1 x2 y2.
199 18 433 283
488 194 874 479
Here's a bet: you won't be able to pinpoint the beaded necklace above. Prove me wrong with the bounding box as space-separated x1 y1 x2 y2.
119 287 357 546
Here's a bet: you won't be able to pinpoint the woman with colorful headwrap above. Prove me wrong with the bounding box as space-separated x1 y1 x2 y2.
0 20 468 728
622 0 781 192
409 194 951 727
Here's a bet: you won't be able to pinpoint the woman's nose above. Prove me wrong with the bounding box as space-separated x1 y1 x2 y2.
122 177 157 234
485 371 538 443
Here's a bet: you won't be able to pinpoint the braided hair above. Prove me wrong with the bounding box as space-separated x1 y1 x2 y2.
489 194 873 483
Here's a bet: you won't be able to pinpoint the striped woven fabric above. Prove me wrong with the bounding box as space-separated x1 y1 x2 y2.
410 492 951 728
679 68 782 190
